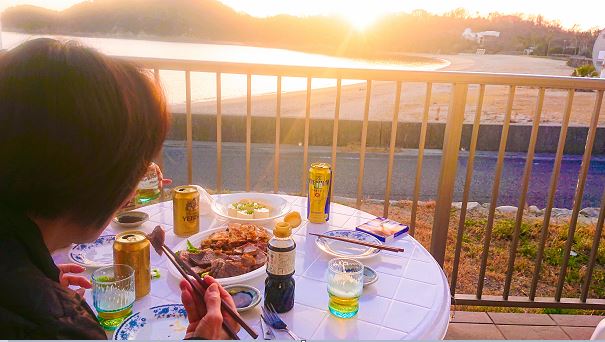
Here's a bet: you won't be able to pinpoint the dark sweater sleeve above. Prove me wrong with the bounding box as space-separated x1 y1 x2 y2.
0 280 107 339
51 294 109 340
0 238 107 339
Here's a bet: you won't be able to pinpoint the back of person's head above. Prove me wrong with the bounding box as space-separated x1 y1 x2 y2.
0 38 169 228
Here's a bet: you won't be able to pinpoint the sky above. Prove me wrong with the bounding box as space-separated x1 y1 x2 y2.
0 0 603 30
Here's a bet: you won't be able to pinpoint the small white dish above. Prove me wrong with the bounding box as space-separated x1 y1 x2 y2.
363 265 379 286
211 192 291 223
315 230 382 259
113 304 188 340
112 211 149 229
68 235 115 268
223 284 262 312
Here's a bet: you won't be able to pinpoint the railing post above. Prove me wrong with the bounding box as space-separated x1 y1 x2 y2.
185 70 192 185
410 83 433 235
430 83 468 267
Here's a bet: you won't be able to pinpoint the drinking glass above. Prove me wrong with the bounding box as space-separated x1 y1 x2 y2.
135 162 161 204
92 264 136 330
327 258 364 318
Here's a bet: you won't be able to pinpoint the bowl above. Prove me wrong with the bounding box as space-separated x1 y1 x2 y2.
113 211 149 229
223 284 262 312
211 192 291 223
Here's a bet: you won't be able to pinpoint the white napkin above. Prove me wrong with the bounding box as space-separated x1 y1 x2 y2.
189 185 213 216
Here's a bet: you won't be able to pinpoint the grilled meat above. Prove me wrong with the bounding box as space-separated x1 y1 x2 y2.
183 223 270 278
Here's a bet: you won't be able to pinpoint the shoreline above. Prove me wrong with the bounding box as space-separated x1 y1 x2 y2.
5 32 600 126
2 30 446 66
170 53 603 126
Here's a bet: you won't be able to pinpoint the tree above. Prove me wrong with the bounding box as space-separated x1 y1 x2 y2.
446 8 468 19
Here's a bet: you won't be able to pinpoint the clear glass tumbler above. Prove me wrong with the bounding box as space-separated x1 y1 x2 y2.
327 258 364 318
92 264 136 330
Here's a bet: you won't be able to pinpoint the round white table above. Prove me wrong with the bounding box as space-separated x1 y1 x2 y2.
53 194 450 340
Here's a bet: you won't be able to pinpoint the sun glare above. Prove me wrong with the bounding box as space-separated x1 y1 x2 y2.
344 10 379 31
340 5 385 31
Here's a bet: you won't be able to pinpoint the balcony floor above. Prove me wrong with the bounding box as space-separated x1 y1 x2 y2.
446 312 604 340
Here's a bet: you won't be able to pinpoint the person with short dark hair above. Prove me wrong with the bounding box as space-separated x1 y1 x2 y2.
0 38 238 339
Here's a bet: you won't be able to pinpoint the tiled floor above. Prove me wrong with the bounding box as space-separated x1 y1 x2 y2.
445 312 604 340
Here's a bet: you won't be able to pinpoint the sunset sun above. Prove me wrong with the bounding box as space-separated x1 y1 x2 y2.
340 5 386 31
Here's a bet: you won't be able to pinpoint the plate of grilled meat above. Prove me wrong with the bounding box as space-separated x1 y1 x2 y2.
169 223 271 285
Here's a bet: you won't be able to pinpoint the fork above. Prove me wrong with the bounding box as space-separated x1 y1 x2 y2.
261 305 302 340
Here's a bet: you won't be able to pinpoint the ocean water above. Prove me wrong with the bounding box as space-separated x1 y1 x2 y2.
2 31 447 104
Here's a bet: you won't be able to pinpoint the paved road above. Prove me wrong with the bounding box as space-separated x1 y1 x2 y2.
161 141 605 209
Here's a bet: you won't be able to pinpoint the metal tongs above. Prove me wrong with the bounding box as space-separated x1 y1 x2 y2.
148 226 258 340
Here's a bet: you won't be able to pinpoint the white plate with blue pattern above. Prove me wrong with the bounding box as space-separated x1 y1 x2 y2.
68 234 115 268
315 229 382 259
114 304 189 340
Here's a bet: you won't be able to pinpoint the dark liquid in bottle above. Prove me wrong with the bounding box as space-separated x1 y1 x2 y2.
264 275 295 313
264 244 296 313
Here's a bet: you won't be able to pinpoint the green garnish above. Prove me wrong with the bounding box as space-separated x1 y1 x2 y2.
151 268 161 279
194 270 210 277
232 200 266 213
186 240 200 253
95 275 114 282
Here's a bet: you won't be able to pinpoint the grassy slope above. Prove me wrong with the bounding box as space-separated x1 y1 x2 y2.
353 199 605 314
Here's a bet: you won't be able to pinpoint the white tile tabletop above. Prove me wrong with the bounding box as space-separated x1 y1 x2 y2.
52 194 450 340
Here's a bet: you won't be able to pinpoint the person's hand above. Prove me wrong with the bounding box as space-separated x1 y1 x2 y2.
181 275 240 340
121 163 172 209
152 163 172 190
57 264 92 297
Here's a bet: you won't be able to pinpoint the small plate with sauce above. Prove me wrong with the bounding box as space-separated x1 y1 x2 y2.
113 211 149 229
223 284 261 312
363 265 379 287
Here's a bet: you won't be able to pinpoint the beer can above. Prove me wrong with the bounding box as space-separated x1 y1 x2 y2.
172 185 200 237
113 231 150 299
307 162 332 223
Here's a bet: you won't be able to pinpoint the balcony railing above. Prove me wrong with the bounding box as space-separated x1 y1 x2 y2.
123 56 605 310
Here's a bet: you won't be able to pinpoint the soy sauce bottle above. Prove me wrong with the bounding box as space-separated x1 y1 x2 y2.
264 222 296 313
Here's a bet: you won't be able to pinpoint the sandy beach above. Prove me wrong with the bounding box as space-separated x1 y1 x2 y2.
170 54 604 126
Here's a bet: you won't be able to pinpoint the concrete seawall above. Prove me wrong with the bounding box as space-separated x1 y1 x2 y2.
167 113 605 154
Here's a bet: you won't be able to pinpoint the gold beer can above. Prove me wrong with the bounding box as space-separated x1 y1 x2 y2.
113 231 150 299
307 162 332 223
172 185 200 237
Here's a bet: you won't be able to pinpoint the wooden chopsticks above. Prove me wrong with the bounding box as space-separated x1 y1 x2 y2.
160 243 258 340
309 232 405 253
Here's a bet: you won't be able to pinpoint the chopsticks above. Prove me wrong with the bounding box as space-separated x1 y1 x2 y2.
159 244 258 339
309 232 405 253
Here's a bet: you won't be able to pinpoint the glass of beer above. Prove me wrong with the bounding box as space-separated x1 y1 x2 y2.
92 264 136 330
135 162 161 205
327 258 364 318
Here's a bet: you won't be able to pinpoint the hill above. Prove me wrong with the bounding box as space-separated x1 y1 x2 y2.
2 0 601 58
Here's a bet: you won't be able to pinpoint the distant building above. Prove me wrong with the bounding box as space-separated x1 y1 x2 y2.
462 28 501 46
524 47 536 55
593 29 605 76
